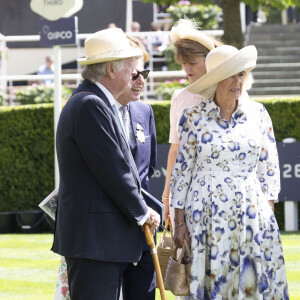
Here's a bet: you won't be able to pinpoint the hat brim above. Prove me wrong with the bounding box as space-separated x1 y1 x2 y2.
77 47 142 65
187 45 257 94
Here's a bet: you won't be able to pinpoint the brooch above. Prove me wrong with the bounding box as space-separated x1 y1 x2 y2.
136 123 145 143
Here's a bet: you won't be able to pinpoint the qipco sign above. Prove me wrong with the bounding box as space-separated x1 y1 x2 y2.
39 16 77 47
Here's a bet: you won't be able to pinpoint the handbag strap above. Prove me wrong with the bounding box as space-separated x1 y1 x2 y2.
163 216 173 238
172 239 191 262
183 239 191 259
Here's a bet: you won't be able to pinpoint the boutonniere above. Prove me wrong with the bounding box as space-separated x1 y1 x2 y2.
136 123 145 143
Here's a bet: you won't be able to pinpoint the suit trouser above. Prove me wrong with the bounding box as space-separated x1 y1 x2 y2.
122 249 156 300
65 256 126 300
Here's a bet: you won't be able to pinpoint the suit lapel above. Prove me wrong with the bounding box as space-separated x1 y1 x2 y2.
128 103 138 147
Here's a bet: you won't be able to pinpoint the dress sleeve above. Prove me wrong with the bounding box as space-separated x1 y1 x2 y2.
256 105 281 202
170 108 198 209
169 90 180 144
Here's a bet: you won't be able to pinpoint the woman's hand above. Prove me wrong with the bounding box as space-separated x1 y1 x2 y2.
174 222 191 248
163 197 170 223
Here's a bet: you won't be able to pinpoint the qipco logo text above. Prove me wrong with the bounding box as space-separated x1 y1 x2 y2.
47 31 73 40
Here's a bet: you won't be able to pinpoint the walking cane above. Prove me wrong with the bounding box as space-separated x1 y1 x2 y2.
144 224 167 300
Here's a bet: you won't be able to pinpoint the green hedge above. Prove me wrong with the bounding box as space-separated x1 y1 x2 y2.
256 97 300 142
0 104 54 212
0 97 300 229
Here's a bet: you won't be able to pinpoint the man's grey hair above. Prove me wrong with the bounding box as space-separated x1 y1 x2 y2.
81 56 140 83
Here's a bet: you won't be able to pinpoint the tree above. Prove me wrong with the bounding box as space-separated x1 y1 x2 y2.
142 0 300 48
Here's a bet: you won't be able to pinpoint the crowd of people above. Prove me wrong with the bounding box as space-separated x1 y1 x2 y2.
51 17 289 300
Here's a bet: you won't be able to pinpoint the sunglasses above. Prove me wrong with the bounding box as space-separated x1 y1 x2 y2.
131 69 150 81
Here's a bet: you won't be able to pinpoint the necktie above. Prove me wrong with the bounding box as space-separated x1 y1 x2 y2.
112 104 126 138
112 104 141 192
120 105 130 140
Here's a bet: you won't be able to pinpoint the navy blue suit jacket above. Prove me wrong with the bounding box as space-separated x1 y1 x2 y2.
52 80 148 263
129 101 156 193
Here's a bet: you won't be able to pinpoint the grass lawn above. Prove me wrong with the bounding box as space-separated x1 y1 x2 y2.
0 232 299 300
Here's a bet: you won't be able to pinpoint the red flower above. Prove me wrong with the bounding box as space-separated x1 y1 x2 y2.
61 286 69 297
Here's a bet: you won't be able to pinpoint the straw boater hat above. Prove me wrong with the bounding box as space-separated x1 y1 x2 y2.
169 19 215 51
187 45 257 95
77 28 142 65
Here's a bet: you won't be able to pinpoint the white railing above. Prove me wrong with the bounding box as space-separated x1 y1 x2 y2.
0 70 186 104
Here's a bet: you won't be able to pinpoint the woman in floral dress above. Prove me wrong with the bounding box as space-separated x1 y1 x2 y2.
170 45 289 299
161 18 223 229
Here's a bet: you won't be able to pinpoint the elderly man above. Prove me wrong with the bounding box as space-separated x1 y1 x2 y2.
52 28 160 300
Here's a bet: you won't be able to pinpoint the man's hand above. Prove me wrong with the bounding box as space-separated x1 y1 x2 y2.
144 207 160 234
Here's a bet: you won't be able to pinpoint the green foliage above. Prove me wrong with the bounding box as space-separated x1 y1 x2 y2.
167 4 221 30
261 5 283 24
0 90 5 106
244 0 300 11
15 85 72 105
256 98 300 142
155 79 189 100
162 44 182 71
0 104 55 212
146 101 172 144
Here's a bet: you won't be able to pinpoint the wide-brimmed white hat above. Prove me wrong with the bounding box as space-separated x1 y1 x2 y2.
170 19 215 51
187 45 257 95
78 28 142 65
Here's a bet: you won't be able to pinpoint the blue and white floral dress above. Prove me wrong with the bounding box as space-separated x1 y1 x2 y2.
170 95 289 300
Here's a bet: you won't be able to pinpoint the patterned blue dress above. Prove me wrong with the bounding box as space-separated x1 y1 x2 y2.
170 95 289 299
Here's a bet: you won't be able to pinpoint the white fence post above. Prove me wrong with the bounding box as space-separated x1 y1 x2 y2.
54 45 62 189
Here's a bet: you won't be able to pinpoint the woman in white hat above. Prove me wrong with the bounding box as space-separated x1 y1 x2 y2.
170 45 289 299
161 19 223 228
